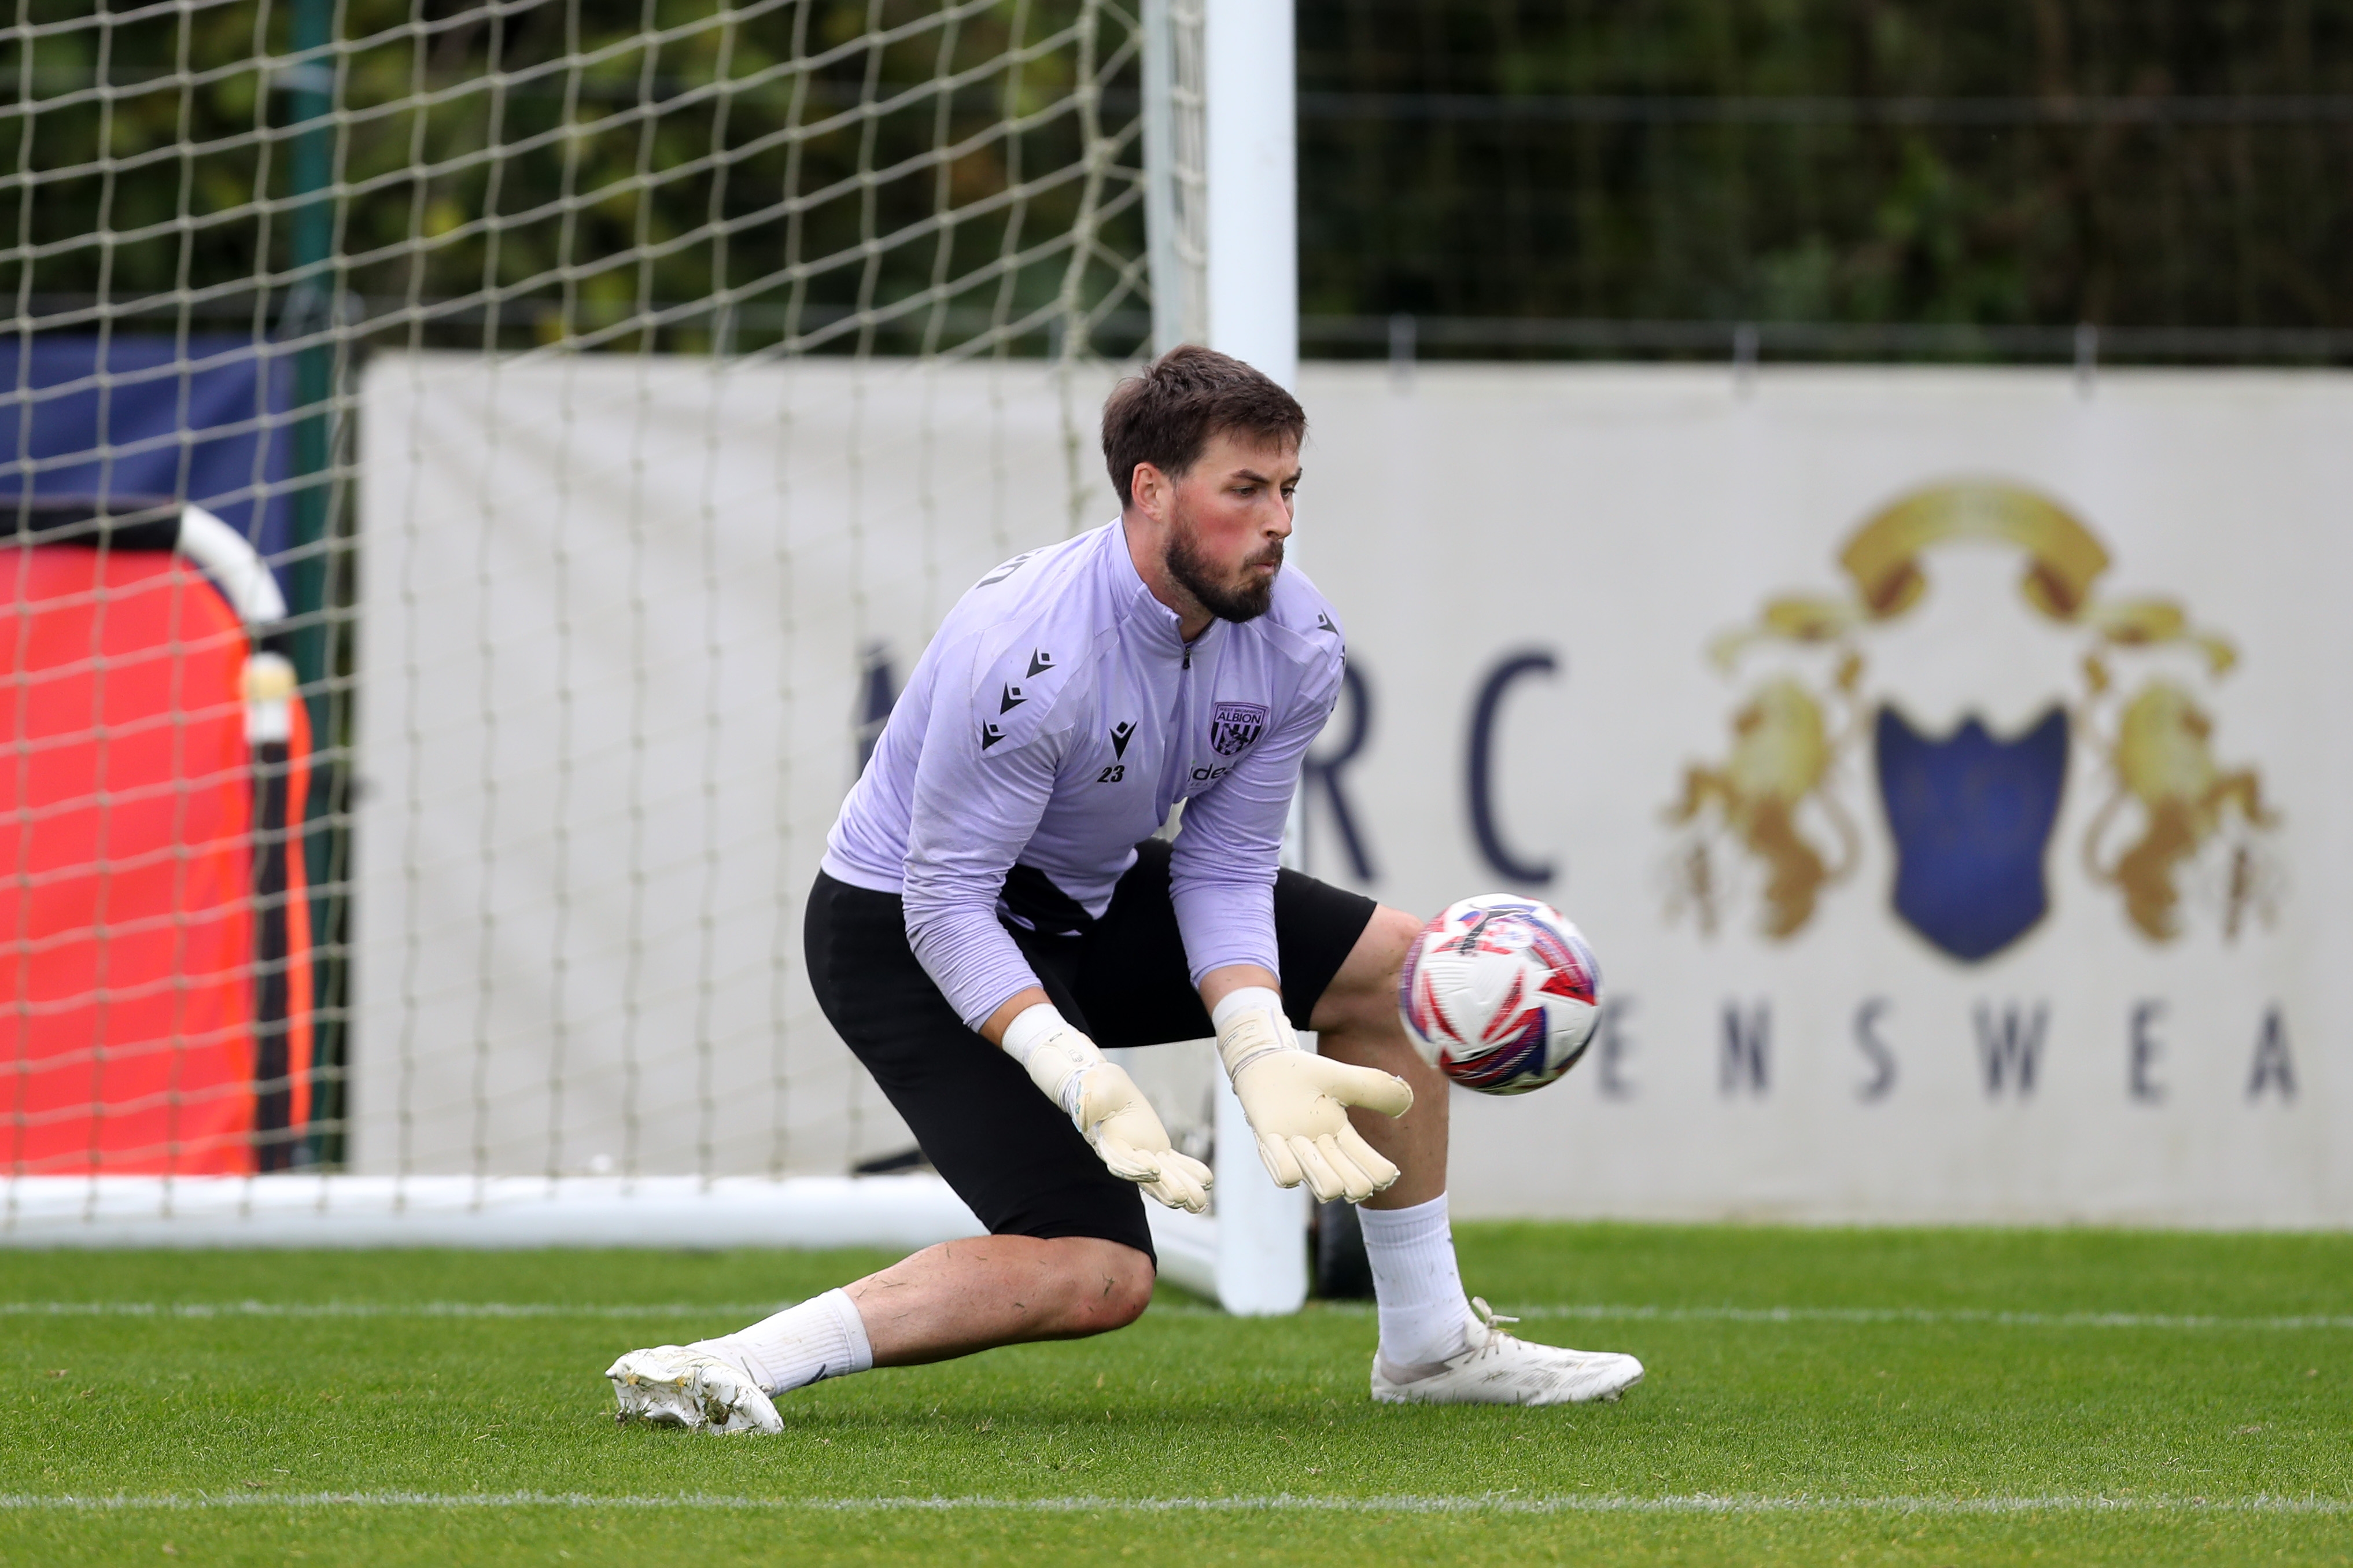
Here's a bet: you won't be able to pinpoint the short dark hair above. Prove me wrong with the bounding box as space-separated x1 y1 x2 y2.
1101 344 1306 508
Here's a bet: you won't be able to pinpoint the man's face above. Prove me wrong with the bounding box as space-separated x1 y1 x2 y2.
1159 429 1300 624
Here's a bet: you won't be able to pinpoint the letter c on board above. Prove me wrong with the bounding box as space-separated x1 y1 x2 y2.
1466 648 1558 886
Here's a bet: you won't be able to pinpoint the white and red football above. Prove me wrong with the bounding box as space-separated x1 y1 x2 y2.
1396 895 1602 1095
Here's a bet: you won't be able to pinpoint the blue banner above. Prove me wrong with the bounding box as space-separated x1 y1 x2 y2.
2 335 298 589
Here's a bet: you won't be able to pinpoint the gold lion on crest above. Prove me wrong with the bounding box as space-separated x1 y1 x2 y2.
1665 673 1858 938
2085 679 2280 941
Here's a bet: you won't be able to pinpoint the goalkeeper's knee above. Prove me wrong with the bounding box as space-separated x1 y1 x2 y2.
1053 1238 1155 1336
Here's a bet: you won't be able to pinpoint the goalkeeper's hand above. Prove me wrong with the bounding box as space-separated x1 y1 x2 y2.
1000 1004 1211 1213
1211 986 1413 1204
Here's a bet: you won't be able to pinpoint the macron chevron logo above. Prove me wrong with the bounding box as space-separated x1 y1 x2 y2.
1027 650 1054 677
999 684 1026 714
975 549 1038 588
980 721 1006 751
1110 720 1135 758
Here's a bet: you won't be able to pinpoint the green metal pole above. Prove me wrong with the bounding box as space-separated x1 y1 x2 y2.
285 0 340 1162
288 0 332 726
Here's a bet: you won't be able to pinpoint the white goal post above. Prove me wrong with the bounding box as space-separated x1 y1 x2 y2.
1148 0 1310 1314
5 0 1314 1314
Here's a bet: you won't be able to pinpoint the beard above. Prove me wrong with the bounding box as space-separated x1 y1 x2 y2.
1166 510 1284 624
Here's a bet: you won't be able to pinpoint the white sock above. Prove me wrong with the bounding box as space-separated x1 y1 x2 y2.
692 1287 874 1396
1358 1193 1473 1366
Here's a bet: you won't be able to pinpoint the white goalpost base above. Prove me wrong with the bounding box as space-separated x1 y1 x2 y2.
0 1180 1277 1320
4 1048 1305 1317
3 1076 1304 1318
1147 1063 1311 1315
6 1047 1307 1320
2 1175 980 1253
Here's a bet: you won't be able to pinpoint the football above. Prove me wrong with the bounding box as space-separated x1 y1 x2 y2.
1396 895 1603 1095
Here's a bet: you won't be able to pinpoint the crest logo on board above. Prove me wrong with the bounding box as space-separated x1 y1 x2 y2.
1665 482 2280 962
1210 702 1268 758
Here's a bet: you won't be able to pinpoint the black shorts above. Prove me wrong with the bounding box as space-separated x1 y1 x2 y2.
804 839 1378 1264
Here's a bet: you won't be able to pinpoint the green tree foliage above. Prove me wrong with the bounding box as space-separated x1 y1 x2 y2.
1297 0 2353 333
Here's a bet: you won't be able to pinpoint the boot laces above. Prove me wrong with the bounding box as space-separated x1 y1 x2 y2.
1468 1296 1521 1352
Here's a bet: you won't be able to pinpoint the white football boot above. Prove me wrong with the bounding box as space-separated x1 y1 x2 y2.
606 1345 783 1435
1370 1298 1644 1407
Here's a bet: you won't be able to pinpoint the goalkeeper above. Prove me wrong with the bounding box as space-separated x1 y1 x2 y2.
608 346 1643 1432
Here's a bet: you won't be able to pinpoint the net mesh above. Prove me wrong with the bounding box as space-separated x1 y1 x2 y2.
4 0 1178 1189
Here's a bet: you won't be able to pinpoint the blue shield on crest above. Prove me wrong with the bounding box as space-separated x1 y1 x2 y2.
1873 705 2069 962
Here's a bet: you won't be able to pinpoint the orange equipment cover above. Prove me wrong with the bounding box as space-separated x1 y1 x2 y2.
2 544 312 1174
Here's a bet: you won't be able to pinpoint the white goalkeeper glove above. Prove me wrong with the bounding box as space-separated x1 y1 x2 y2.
1212 986 1414 1204
1000 1003 1212 1214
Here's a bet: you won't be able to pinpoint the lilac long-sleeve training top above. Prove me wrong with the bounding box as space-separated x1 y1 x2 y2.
821 520 1347 1030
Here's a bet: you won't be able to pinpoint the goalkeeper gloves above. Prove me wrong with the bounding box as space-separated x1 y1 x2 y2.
1000 1003 1212 1213
1212 986 1413 1204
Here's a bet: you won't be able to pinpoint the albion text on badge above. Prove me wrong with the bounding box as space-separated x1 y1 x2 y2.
1210 701 1269 757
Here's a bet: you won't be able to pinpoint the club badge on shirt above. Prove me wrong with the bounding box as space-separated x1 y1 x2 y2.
1211 701 1270 757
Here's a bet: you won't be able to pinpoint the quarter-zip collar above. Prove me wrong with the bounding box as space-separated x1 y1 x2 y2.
1104 518 1223 666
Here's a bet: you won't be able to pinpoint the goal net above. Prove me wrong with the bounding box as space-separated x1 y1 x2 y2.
5 0 1301 1295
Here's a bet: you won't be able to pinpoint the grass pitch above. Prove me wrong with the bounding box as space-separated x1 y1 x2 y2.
3 1223 2349 1565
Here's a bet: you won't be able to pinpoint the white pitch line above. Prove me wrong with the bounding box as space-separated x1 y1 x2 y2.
0 1492 2347 1516
1216 1303 2353 1331
4 1300 2351 1330
1497 1304 2353 1332
0 1301 783 1320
